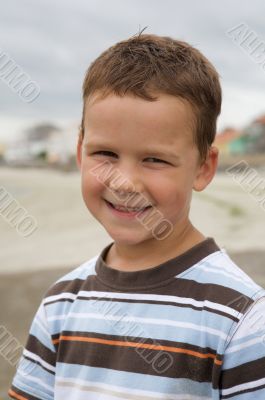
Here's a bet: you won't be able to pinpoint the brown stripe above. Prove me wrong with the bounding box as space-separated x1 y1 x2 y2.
54 330 220 356
90 277 253 314
55 334 221 363
8 389 27 400
45 278 85 298
96 238 220 289
44 238 221 299
9 386 40 400
55 330 221 381
221 356 265 389
26 334 56 367
44 275 253 321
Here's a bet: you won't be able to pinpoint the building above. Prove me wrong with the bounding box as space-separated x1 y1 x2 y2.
214 127 242 154
214 114 265 156
4 122 79 168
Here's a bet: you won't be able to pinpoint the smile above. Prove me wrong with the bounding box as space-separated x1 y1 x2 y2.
104 199 152 218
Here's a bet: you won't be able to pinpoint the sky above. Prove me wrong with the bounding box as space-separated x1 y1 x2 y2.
0 0 265 144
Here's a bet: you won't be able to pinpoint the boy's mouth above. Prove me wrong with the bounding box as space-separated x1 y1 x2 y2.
104 199 152 214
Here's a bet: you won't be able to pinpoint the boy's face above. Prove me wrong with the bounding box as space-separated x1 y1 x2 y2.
77 93 217 247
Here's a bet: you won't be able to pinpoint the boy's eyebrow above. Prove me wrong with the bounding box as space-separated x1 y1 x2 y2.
83 142 181 160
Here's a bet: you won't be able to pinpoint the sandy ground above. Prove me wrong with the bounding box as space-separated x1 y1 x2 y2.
0 166 265 397
0 166 265 274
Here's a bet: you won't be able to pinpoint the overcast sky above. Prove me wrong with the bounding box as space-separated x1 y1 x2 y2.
1 0 265 143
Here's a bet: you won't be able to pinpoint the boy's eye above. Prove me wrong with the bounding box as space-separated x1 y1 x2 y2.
92 152 168 164
144 157 167 164
92 151 117 157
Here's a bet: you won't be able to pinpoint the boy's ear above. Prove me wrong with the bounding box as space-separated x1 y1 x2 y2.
193 146 219 192
76 133 83 170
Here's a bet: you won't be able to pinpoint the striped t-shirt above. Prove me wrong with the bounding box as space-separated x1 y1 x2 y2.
9 237 265 399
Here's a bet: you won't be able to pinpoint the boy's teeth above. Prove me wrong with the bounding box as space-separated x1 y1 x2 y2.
114 205 143 212
111 202 151 212
105 199 151 212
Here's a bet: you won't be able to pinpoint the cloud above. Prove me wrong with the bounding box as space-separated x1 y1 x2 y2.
0 0 265 141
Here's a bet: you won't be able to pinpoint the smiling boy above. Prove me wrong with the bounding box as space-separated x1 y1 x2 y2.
78 92 217 270
9 33 265 399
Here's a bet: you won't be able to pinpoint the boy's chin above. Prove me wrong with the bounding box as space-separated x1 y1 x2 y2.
106 229 154 247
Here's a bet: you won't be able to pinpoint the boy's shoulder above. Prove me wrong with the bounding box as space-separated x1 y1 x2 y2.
44 252 100 301
183 245 265 303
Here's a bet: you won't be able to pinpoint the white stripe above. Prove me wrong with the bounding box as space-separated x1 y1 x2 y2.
225 336 264 354
205 251 253 282
222 376 265 396
57 377 211 399
18 373 54 393
43 292 77 304
34 316 51 339
77 290 242 319
227 297 265 340
23 348 55 373
195 265 255 289
201 254 254 284
56 386 119 400
48 312 229 341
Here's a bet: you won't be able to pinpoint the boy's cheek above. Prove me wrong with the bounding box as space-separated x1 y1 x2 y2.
81 176 106 199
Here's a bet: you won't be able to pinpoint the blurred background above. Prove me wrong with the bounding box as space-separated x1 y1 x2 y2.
0 0 265 396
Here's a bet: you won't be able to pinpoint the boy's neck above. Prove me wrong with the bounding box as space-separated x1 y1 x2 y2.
104 223 206 272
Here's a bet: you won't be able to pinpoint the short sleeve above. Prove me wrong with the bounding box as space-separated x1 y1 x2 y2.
8 300 56 400
220 296 265 399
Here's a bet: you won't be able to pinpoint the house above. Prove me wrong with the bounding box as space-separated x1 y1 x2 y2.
214 127 242 154
214 113 265 155
243 114 265 153
4 122 79 168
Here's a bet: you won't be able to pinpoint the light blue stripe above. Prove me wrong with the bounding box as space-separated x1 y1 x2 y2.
226 329 264 348
224 342 265 369
56 363 212 397
55 258 98 284
74 297 233 328
182 256 262 299
45 302 74 335
18 357 55 385
30 320 55 353
58 311 226 350
183 269 261 298
13 369 54 398
45 296 234 334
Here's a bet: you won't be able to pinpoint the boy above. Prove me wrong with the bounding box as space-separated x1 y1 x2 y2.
9 33 265 399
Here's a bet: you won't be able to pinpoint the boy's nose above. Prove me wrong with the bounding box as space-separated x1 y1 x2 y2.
108 180 136 201
109 179 133 193
107 162 143 196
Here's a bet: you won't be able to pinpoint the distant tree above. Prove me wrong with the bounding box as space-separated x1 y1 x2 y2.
24 123 61 142
255 129 265 152
37 150 48 160
243 122 265 153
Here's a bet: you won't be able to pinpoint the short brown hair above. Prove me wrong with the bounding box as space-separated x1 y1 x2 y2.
80 33 222 162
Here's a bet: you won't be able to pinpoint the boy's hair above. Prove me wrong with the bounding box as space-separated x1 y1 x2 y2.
80 33 222 162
